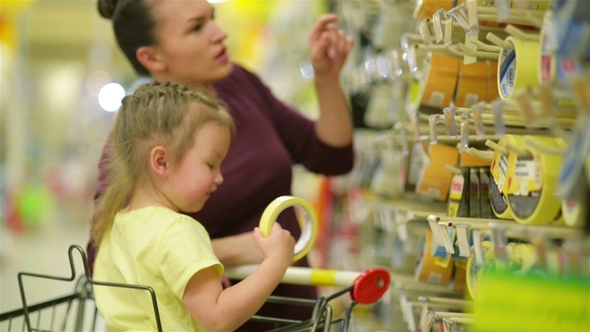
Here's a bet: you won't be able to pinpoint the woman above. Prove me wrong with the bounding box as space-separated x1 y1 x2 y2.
90 0 355 329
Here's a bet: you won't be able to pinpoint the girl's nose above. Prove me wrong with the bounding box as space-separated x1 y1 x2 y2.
215 172 224 185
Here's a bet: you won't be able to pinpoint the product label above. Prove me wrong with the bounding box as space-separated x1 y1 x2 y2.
499 49 516 98
557 58 580 82
509 157 543 196
429 91 445 108
449 173 466 201
465 93 480 107
491 153 508 190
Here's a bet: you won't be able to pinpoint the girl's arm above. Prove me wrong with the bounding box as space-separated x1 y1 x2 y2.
211 232 264 266
183 225 293 331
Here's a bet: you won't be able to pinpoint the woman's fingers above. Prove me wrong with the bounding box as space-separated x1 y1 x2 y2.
309 14 338 43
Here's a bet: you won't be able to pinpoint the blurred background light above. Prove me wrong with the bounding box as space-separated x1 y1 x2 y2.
97 82 124 112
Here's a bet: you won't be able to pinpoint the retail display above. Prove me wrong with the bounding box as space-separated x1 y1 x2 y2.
330 0 590 330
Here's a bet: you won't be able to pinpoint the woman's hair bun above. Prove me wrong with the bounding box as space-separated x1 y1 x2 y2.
97 0 118 19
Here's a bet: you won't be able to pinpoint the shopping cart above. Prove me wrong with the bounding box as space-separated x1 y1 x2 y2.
0 244 390 332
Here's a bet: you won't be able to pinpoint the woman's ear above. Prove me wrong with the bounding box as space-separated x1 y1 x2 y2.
137 46 166 73
150 146 170 178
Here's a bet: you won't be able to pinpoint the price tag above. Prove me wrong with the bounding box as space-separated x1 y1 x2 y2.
495 0 511 21
456 224 472 258
419 18 434 44
444 106 458 137
429 114 440 144
464 33 478 65
395 211 409 242
471 103 486 138
400 294 417 331
492 99 506 136
379 204 392 230
467 0 479 31
472 229 485 265
422 311 435 332
438 222 456 254
419 301 430 332
443 318 455 332
444 18 454 46
491 224 508 261
433 9 445 42
428 216 445 247
515 91 538 127
460 119 470 152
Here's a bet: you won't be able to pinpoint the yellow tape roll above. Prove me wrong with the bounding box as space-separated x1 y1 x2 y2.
259 196 318 262
486 61 500 102
490 135 525 219
506 136 563 225
497 36 540 100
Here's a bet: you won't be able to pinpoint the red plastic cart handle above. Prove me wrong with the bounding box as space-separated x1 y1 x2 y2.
351 268 391 304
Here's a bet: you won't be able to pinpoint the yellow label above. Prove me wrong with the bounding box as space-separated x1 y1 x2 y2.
507 153 543 195
490 153 508 191
448 201 460 218
449 173 465 201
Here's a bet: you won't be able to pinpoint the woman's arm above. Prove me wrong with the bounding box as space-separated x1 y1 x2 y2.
309 14 355 147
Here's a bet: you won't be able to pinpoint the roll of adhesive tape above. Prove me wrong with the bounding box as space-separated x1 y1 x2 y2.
497 36 540 100
490 135 525 219
506 136 563 225
486 60 500 102
259 196 318 262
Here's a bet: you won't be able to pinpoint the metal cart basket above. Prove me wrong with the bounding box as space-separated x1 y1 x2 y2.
0 245 390 332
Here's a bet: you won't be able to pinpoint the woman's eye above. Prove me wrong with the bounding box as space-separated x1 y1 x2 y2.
192 24 203 32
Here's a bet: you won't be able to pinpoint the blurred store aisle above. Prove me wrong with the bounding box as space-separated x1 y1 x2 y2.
0 200 93 312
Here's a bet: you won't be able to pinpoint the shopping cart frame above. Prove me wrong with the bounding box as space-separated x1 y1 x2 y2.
1 244 390 332
1 245 163 332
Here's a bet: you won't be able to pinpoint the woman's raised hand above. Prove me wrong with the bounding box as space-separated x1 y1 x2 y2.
309 14 355 81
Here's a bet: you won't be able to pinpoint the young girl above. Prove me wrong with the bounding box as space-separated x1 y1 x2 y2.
92 81 295 331
90 1 354 328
